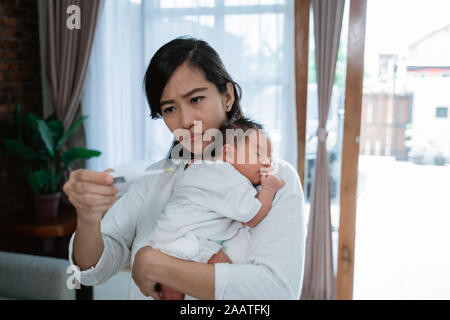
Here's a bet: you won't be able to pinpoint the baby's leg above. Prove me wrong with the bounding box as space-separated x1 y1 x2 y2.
208 250 232 264
160 250 231 300
161 284 185 300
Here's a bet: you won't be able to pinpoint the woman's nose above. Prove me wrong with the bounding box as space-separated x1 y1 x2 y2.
180 106 196 130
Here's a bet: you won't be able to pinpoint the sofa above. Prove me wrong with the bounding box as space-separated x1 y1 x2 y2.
0 251 76 300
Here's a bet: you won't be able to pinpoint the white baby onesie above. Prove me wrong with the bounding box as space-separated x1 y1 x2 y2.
147 160 262 263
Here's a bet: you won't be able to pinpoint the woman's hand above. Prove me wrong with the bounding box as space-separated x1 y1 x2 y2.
132 246 163 300
62 168 119 226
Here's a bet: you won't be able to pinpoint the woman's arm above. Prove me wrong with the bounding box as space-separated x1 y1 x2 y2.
133 246 215 300
73 220 105 271
63 169 117 271
67 167 156 285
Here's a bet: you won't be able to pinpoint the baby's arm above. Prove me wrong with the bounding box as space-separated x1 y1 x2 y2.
244 175 285 228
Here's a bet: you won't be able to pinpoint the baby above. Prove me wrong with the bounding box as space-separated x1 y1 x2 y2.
147 117 286 300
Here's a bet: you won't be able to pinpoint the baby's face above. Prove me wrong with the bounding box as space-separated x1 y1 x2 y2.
231 130 273 186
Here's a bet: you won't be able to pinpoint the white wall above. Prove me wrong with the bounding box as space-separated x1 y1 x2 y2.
407 75 450 160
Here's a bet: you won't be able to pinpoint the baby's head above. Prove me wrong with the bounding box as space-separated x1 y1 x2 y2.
215 117 273 186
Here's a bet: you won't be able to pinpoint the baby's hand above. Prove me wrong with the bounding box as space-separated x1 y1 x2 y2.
260 174 286 193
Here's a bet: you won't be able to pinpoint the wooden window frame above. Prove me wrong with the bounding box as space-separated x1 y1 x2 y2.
294 0 310 187
336 0 367 300
294 0 368 300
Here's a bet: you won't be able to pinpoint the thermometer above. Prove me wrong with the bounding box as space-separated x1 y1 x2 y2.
110 168 175 185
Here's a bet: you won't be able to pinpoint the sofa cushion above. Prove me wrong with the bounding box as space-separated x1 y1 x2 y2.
0 251 76 300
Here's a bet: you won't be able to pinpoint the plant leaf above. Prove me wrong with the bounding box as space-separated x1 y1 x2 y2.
23 113 40 132
39 148 49 161
37 120 55 157
3 139 37 160
61 148 101 168
57 116 88 149
23 113 43 146
46 117 64 146
27 169 50 195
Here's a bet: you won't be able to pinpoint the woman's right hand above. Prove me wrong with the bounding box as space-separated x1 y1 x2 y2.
132 246 163 300
63 168 119 226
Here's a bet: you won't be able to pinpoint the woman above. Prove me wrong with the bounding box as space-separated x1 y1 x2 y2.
64 37 306 300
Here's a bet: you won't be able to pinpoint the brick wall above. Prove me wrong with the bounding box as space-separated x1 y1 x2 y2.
0 0 42 113
0 0 43 213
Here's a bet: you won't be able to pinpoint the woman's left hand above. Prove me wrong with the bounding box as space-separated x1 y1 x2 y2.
132 246 162 300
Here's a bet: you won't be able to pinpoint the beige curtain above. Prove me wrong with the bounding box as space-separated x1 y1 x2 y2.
47 0 102 130
301 0 345 300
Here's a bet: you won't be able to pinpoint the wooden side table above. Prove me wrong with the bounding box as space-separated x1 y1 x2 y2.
0 203 77 257
0 203 76 236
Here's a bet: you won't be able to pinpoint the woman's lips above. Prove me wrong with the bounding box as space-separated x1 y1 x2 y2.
190 133 202 142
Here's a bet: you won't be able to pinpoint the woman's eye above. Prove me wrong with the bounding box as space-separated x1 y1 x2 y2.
191 96 204 104
162 106 175 114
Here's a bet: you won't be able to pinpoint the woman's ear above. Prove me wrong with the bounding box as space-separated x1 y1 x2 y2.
222 144 235 163
223 82 235 112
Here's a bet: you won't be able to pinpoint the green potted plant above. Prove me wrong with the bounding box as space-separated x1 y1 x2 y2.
3 105 101 220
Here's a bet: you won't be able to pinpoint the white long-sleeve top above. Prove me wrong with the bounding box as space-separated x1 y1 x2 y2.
68 158 306 300
149 160 263 245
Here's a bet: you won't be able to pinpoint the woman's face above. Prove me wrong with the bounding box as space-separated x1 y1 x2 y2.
160 61 235 155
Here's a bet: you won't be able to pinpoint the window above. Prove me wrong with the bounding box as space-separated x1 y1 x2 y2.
436 106 448 118
354 0 450 299
82 0 297 172
144 0 297 167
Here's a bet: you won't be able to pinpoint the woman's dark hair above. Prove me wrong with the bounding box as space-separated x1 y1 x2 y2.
144 36 244 120
143 36 245 159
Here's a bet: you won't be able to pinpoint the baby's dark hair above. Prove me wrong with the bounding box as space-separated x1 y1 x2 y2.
217 117 266 147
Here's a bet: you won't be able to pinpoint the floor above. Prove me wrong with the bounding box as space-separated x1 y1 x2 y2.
352 156 450 299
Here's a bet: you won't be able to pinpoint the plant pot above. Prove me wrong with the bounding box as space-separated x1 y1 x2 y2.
33 192 61 220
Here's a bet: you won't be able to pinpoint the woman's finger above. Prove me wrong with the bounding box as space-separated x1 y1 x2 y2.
71 169 114 186
68 195 116 213
148 288 162 300
69 192 118 208
72 181 119 196
135 281 162 300
82 193 118 207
